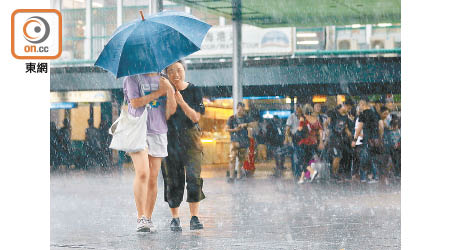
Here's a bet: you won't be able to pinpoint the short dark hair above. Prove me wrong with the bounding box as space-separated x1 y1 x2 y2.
344 98 355 106
380 106 389 113
164 60 186 74
359 96 370 103
175 60 186 70
237 102 245 107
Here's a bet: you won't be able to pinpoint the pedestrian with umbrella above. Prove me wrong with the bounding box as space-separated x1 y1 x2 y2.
95 11 211 232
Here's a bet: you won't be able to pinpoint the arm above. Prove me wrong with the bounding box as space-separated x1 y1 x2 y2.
175 91 201 123
129 88 166 109
298 116 305 130
163 77 177 120
318 128 324 150
284 126 291 144
345 126 352 138
225 119 244 133
248 121 258 129
378 120 384 139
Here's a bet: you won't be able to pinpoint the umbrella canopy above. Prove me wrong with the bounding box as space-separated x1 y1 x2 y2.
94 11 211 78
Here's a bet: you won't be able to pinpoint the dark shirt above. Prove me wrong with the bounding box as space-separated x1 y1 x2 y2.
266 119 285 147
167 82 205 134
327 110 351 137
227 115 251 148
359 109 380 141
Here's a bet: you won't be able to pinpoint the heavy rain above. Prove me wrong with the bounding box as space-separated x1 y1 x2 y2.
48 0 401 249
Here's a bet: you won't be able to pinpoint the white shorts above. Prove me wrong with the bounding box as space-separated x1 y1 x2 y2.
146 133 168 158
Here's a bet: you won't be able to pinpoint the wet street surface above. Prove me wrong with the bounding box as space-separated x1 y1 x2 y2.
51 169 400 250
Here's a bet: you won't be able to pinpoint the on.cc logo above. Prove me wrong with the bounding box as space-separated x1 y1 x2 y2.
23 16 50 44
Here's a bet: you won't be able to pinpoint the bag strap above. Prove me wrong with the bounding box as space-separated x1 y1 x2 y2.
110 75 149 135
109 113 124 135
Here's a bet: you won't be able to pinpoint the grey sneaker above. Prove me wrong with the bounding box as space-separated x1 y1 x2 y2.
145 218 157 233
136 216 150 232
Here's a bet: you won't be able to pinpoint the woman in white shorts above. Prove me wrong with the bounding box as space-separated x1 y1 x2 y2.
123 72 176 232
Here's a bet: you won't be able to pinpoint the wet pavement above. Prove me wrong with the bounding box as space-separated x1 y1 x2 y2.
51 168 400 250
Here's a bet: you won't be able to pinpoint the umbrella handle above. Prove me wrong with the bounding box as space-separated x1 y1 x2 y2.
139 10 145 21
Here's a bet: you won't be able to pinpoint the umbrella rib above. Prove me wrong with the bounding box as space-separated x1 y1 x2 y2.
146 29 160 73
94 23 137 76
116 22 172 77
97 22 140 78
176 31 202 51
150 15 209 49
115 23 145 78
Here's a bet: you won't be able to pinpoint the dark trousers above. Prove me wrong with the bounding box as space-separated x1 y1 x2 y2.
162 127 206 208
358 143 381 180
273 145 285 169
354 145 363 176
297 144 317 174
391 148 401 177
292 145 302 178
341 145 354 177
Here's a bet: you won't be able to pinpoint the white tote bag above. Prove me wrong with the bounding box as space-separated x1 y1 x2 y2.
109 107 148 153
109 76 148 153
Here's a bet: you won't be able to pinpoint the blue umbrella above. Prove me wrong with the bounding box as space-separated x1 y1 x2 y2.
94 11 211 78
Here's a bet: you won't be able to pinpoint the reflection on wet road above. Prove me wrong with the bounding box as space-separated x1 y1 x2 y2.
51 170 400 249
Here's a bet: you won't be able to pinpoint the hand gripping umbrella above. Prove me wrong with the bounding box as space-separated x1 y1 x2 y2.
94 11 211 78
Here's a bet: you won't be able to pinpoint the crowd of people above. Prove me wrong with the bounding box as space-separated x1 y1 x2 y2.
50 118 112 171
226 97 401 184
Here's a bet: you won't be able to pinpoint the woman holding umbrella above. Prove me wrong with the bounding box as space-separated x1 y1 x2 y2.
162 60 206 231
123 73 176 232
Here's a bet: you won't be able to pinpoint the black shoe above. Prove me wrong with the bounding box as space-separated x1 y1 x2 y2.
170 218 182 232
190 216 204 230
227 177 235 183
